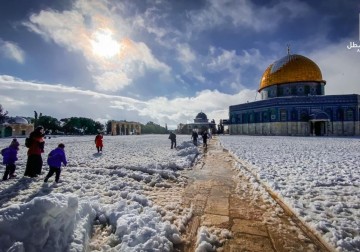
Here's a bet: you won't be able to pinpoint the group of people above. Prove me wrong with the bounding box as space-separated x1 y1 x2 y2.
191 130 210 148
1 126 67 183
168 130 211 149
1 127 105 183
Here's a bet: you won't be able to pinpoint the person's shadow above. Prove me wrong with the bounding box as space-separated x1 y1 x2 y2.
0 177 36 207
24 181 55 203
93 152 102 157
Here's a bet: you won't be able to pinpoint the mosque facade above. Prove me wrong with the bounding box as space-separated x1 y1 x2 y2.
228 53 360 136
177 112 217 134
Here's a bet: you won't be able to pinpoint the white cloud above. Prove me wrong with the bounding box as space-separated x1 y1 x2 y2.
94 71 132 92
0 75 254 129
22 0 171 92
0 40 25 64
176 43 196 64
188 0 311 32
310 39 360 95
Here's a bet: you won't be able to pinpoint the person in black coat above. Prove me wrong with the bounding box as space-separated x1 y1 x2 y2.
24 126 45 177
202 131 208 148
168 132 176 149
191 131 198 146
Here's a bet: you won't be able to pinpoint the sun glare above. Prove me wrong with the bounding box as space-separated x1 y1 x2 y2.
91 29 120 58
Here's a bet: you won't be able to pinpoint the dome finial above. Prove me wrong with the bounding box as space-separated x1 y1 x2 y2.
287 44 290 55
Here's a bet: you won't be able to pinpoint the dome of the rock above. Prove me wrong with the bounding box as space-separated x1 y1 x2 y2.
259 54 325 91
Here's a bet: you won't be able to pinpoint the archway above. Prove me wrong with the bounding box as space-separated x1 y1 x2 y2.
309 109 330 136
4 126 13 137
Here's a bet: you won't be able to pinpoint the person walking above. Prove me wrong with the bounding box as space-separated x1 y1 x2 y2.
191 130 199 146
202 131 208 148
95 133 103 153
24 126 45 177
44 143 67 183
1 138 19 180
168 132 177 149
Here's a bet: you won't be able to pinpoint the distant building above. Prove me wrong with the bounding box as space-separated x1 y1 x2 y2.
110 120 141 135
177 112 216 134
227 53 360 136
0 116 34 138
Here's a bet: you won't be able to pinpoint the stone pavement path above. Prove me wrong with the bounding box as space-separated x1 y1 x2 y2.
179 136 333 252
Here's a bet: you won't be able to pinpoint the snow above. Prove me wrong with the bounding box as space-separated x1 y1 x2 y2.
0 135 198 252
219 135 360 252
0 134 359 251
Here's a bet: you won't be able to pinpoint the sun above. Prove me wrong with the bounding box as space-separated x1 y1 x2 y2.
90 29 120 58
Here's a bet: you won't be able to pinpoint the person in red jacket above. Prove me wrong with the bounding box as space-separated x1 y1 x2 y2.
24 126 45 178
95 133 103 153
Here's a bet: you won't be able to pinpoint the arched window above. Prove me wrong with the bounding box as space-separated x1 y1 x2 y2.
249 112 255 123
242 113 248 124
297 86 304 95
280 109 287 121
346 109 354 121
262 111 269 122
337 108 344 121
325 108 333 121
291 109 297 121
300 110 309 121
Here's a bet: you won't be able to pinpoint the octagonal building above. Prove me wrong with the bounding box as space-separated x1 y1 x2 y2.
228 53 360 136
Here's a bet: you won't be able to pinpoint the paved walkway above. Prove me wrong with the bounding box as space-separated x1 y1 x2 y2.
179 136 332 252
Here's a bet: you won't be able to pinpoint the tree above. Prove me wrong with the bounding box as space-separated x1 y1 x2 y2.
94 121 105 133
36 115 61 133
0 104 8 123
106 120 112 134
141 121 168 134
61 117 104 135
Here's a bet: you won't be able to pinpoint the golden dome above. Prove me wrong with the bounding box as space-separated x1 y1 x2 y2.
259 54 325 91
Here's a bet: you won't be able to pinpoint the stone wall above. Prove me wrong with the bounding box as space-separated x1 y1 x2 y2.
229 121 360 136
0 124 34 138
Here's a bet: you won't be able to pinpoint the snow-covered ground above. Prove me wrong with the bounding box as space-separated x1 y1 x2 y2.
219 135 360 252
0 135 199 252
1 134 359 252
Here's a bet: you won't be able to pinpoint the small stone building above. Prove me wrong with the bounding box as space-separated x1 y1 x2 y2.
0 117 34 138
110 120 141 135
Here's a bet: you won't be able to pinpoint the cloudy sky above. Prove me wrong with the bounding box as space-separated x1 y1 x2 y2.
0 0 359 129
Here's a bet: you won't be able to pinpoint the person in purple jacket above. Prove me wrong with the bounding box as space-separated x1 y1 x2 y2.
1 138 19 180
44 143 67 183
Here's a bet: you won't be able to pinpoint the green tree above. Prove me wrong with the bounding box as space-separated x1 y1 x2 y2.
0 104 8 123
37 115 61 134
94 121 105 133
141 121 168 134
106 120 112 134
61 117 104 135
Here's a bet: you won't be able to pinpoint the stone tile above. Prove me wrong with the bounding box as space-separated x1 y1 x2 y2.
210 186 231 197
201 214 229 227
227 233 275 252
204 197 228 215
232 219 268 237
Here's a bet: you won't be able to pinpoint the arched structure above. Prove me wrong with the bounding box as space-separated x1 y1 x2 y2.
110 120 141 135
0 116 34 138
227 52 360 136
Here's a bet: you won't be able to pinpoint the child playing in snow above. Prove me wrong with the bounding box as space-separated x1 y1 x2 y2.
95 133 103 153
44 143 67 183
1 138 19 180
